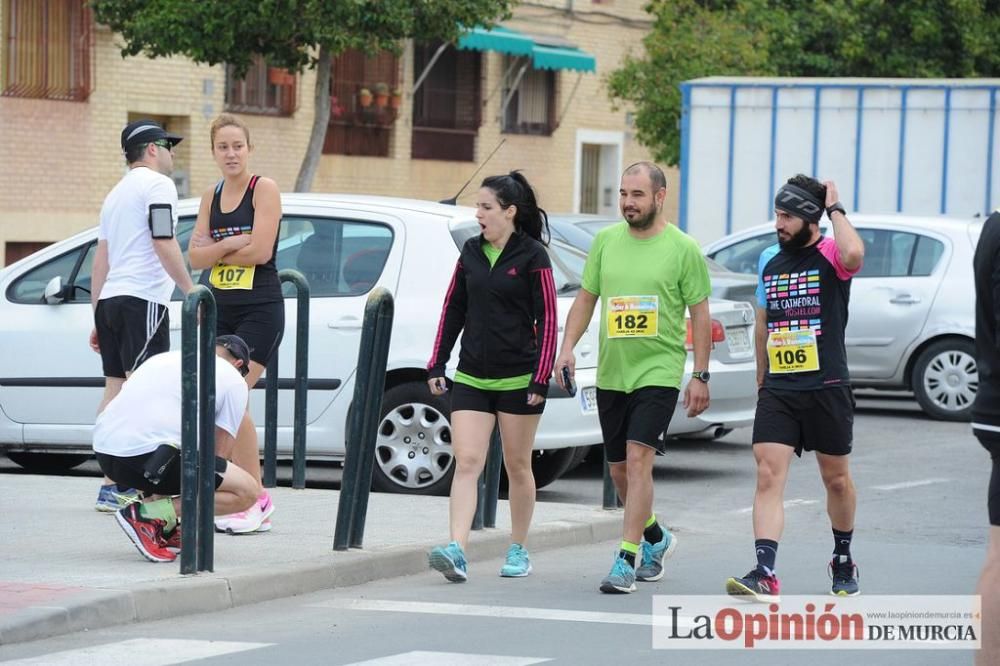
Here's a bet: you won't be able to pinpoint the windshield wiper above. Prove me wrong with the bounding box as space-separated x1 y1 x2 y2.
558 282 581 294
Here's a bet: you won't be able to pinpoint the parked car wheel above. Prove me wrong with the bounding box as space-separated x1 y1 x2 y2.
6 451 91 472
911 338 977 421
372 382 455 495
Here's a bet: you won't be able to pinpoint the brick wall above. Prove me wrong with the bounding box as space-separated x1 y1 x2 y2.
0 1 682 265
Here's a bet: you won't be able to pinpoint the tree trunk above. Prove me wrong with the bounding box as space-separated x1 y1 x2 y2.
294 46 332 193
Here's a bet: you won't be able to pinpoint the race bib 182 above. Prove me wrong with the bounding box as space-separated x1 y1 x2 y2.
607 295 658 339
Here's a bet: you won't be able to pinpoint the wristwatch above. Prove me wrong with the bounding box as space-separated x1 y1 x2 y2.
826 201 846 219
692 370 711 383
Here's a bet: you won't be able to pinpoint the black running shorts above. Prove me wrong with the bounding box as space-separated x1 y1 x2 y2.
752 386 855 456
450 381 546 416
973 428 1000 526
597 386 679 464
95 296 170 378
216 300 285 366
96 450 227 496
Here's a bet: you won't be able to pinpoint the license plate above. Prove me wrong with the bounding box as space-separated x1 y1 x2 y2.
579 386 598 415
726 326 751 353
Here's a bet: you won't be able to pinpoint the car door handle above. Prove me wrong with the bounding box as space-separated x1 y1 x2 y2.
889 295 921 305
329 317 362 330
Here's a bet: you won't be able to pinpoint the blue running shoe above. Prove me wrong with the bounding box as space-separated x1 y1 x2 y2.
95 484 140 513
829 556 860 596
499 543 532 578
428 541 468 582
599 555 636 594
636 531 678 582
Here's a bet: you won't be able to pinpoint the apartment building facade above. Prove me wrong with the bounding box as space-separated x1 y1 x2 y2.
0 0 676 266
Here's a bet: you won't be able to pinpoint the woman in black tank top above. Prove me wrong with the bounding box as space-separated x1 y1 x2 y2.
188 114 283 534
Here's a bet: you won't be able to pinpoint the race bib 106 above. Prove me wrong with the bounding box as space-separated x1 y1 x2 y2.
767 329 820 373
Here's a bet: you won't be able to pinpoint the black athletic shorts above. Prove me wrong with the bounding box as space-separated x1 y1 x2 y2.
597 386 679 464
217 300 285 366
96 450 227 496
95 296 170 378
752 386 855 456
973 428 1000 526
450 381 546 416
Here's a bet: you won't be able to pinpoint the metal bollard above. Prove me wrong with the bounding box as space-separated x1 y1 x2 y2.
280 270 310 489
260 271 310 489
262 354 278 488
180 286 217 574
602 451 621 510
475 427 503 529
334 288 394 551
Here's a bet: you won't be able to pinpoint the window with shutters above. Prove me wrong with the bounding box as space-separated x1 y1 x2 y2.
411 42 481 162
1 0 93 101
324 49 400 158
225 55 297 116
501 57 556 136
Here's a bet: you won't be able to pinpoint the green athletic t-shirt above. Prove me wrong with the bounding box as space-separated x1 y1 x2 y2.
454 240 532 391
581 221 712 392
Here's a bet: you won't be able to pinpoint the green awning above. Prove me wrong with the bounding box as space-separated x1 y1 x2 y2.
457 26 534 57
531 44 596 73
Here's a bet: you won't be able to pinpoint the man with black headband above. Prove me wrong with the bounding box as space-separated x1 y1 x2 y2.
726 174 864 602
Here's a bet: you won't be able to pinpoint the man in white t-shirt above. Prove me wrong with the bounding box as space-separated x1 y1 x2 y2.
94 336 260 563
92 119 195 512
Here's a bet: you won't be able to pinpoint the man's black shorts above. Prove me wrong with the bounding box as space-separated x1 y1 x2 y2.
597 386 679 464
450 381 546 416
217 301 285 366
973 427 1000 526
95 296 169 378
752 386 855 456
96 450 227 496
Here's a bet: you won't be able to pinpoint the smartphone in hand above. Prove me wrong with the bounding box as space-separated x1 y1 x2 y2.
561 366 577 397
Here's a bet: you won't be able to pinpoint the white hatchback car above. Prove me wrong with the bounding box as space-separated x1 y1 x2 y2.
0 194 603 494
703 214 982 421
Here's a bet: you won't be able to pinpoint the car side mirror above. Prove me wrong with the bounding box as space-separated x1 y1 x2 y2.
43 276 65 304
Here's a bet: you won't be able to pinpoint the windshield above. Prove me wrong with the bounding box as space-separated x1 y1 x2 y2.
450 221 582 295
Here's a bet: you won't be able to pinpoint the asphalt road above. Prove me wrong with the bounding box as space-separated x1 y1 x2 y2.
0 394 990 664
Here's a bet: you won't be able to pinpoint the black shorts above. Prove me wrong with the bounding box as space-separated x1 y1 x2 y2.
973 428 1000 526
95 296 170 378
597 386 679 464
450 381 546 416
752 386 855 456
96 450 227 496
217 300 285 366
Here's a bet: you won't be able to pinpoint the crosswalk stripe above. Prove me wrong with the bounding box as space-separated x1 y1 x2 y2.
871 478 950 491
343 651 551 665
1 638 271 665
311 598 681 627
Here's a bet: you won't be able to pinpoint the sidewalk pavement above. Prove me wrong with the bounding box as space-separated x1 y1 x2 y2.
0 474 622 646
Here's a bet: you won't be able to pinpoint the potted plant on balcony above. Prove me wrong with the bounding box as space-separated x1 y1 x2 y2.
390 87 403 109
268 67 294 86
374 82 390 108
358 87 373 108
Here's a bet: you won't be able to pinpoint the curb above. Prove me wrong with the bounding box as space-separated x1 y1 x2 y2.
0 511 623 646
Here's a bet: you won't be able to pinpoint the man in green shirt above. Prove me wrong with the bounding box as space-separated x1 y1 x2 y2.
556 161 713 593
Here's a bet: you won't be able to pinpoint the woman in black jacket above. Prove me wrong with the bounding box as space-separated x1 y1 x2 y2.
426 171 557 582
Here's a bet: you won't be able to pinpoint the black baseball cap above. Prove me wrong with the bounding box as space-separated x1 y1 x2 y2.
120 119 183 152
216 335 251 376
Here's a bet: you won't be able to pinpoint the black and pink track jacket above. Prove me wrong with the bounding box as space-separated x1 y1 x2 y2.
427 232 558 397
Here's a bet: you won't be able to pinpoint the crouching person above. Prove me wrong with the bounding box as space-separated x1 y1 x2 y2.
93 335 260 562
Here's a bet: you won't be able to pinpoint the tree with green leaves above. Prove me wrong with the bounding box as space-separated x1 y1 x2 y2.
91 0 513 191
609 0 1000 166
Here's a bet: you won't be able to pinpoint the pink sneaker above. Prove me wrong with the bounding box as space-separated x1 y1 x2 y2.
215 492 275 534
